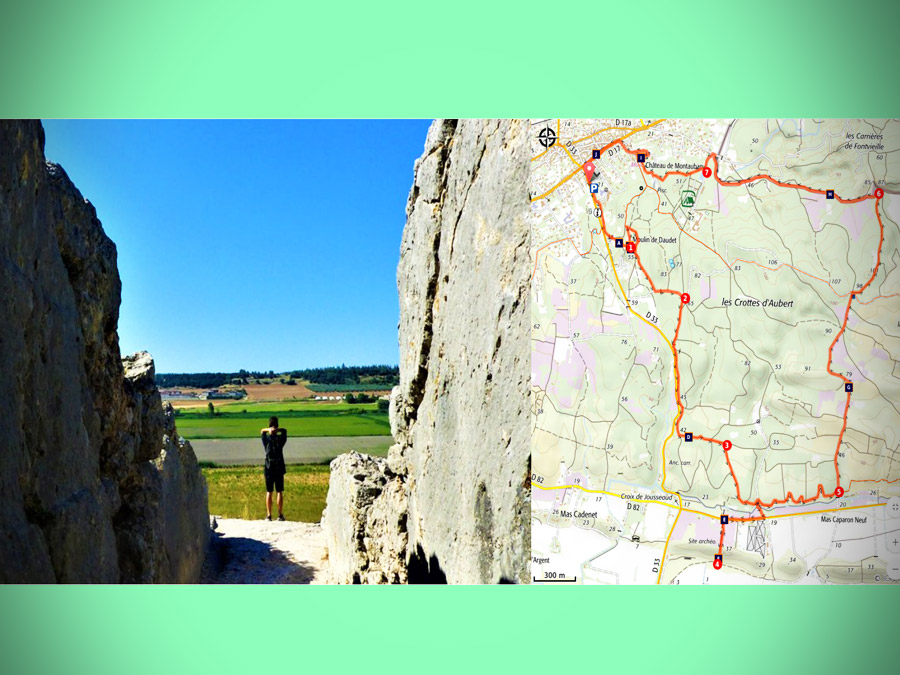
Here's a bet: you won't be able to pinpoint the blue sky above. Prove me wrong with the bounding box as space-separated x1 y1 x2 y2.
42 119 433 373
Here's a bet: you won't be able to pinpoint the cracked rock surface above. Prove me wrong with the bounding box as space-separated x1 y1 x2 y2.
323 119 530 584
0 120 209 583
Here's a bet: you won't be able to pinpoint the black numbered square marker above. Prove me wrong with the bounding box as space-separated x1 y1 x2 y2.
637 153 645 163
714 554 723 562
593 150 601 159
685 432 693 442
845 382 853 393
720 515 729 525
615 238 623 248
826 190 835 199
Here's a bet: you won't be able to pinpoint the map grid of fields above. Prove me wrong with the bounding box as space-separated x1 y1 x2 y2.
531 119 900 584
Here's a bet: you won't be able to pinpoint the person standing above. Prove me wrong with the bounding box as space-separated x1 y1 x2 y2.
260 416 287 521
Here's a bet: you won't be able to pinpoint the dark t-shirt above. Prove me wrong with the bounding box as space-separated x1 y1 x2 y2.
262 429 287 474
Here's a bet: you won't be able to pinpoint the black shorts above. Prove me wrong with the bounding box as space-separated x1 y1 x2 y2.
264 467 284 493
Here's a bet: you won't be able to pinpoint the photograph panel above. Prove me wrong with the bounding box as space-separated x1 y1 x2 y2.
0 119 530 584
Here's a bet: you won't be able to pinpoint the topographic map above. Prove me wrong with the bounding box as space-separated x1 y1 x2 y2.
531 119 900 584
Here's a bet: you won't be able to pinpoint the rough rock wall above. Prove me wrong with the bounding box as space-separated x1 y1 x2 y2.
117 354 209 583
322 452 407 584
0 120 209 583
324 119 530 583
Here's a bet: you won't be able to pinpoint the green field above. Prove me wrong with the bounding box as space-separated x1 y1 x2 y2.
191 400 391 522
174 400 390 439
206 400 378 414
203 464 329 522
177 414 389 439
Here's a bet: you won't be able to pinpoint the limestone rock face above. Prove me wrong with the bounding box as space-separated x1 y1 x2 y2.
322 452 407 584
323 119 530 583
0 120 209 583
116 356 209 583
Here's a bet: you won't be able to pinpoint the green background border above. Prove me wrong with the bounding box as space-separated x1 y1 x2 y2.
2 1 900 673
1 0 899 117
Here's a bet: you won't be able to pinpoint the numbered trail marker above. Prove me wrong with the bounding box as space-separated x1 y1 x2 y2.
625 242 635 254
615 239 624 248
826 189 835 199
593 149 601 159
685 432 693 442
681 292 690 304
845 382 853 393
875 188 884 199
583 161 595 182
723 440 732 451
835 487 844 498
702 166 712 178
721 515 729 525
713 555 723 570
637 153 646 163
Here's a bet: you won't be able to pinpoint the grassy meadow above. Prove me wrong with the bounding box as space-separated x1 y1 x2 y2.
202 464 330 522
184 398 392 522
200 400 376 414
173 400 390 439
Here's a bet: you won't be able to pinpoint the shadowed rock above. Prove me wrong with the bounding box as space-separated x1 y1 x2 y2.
0 120 209 583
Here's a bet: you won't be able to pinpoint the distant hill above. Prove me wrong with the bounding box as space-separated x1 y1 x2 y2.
156 365 399 390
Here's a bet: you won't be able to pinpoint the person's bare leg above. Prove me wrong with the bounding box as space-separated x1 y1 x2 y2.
276 492 283 517
266 491 273 518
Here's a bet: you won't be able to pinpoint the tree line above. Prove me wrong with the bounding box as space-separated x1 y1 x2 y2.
156 364 399 389
288 364 398 385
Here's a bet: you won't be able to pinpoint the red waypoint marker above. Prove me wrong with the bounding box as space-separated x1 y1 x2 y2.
723 440 732 451
713 558 723 570
702 167 712 178
875 188 884 199
680 292 690 304
583 161 595 182
835 486 844 498
625 242 635 254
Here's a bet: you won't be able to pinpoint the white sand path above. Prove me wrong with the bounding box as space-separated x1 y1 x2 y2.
201 517 329 584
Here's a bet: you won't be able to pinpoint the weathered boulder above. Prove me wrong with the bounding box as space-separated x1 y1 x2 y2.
323 119 530 583
322 452 407 584
115 355 209 583
362 471 408 584
0 120 209 583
